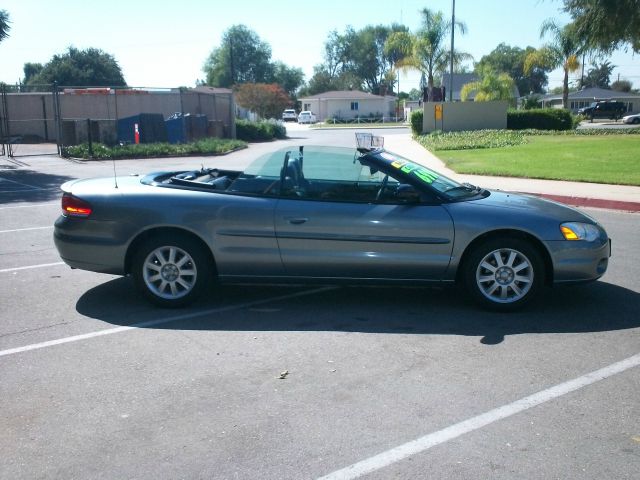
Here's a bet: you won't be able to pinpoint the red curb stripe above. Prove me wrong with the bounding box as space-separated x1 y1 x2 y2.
525 193 640 212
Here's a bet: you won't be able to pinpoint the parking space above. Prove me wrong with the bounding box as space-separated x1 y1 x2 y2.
1 135 639 479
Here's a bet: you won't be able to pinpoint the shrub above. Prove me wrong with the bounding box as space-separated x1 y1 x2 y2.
416 130 527 151
507 108 574 130
235 119 287 141
410 109 423 135
61 138 246 160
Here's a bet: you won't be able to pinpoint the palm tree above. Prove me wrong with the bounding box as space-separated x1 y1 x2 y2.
525 20 585 109
399 8 472 93
460 67 516 105
0 10 10 43
383 30 414 96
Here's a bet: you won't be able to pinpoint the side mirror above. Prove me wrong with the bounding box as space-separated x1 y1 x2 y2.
395 184 421 203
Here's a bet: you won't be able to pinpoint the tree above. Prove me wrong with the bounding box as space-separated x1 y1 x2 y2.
461 66 516 104
563 0 640 53
322 29 352 78
348 24 408 94
525 21 585 108
0 9 10 43
401 8 472 92
611 79 633 92
384 30 414 95
407 88 423 101
300 66 359 96
204 25 273 87
476 43 548 95
234 83 290 119
580 60 615 89
27 47 126 86
269 61 304 98
306 24 408 95
23 63 43 85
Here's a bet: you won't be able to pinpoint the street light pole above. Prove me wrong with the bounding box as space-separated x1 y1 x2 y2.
449 0 455 102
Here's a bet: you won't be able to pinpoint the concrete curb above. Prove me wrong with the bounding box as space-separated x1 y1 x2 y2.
526 193 640 213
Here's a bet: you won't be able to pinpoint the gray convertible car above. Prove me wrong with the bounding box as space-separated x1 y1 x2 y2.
54 134 610 311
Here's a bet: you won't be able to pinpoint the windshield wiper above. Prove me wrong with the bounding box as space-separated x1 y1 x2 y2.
445 182 481 195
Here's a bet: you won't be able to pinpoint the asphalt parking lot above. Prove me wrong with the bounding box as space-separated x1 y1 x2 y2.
1 130 639 479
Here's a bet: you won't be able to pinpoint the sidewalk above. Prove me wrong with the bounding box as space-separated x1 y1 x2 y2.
384 134 640 213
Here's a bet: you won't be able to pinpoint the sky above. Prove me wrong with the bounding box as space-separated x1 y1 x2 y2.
1 0 638 93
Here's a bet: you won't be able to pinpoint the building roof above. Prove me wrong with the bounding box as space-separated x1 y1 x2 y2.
440 73 478 94
540 87 639 101
191 86 233 95
299 90 395 101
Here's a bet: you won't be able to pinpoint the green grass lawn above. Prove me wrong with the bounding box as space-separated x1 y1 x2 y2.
434 135 640 185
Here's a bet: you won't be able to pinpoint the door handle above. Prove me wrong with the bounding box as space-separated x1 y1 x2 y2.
286 217 308 224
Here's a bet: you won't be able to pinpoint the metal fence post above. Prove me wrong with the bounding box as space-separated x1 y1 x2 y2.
53 82 63 156
87 118 93 157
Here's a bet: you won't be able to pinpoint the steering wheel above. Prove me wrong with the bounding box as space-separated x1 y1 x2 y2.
375 175 389 202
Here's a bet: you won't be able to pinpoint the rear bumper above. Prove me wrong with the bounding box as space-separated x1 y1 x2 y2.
54 215 128 275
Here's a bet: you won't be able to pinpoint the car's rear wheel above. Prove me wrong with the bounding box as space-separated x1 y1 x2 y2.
132 234 211 308
634 118 640 124
463 238 544 311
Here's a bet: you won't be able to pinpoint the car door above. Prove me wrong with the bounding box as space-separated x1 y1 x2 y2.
274 166 454 280
200 168 284 279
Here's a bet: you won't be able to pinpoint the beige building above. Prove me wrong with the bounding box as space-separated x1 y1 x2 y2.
298 90 396 121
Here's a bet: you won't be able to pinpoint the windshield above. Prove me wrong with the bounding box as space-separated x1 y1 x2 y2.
242 146 483 200
376 151 478 198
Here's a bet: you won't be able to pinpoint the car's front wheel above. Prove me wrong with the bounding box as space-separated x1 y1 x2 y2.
132 234 212 307
463 238 544 311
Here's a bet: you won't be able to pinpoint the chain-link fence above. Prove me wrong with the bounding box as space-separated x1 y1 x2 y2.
0 83 61 157
0 83 235 158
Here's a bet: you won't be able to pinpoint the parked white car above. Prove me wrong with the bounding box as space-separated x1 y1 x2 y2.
282 109 297 122
298 111 317 124
622 113 640 125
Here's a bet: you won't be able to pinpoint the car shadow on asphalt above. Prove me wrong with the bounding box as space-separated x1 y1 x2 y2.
0 168 75 204
76 279 640 345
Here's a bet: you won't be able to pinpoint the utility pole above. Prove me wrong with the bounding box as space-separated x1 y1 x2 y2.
229 36 235 86
449 0 455 102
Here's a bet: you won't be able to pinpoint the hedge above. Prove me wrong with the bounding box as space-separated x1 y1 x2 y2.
235 119 287 141
410 109 423 135
507 108 574 131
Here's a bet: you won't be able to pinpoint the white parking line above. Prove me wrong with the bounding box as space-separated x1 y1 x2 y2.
0 177 43 191
0 287 334 358
0 203 58 209
0 262 65 273
317 352 640 480
0 226 53 234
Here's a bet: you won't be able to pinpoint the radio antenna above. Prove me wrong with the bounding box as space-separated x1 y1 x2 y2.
112 157 119 189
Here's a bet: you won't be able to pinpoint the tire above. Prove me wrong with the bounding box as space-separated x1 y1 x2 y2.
463 237 544 311
132 234 212 308
633 118 640 125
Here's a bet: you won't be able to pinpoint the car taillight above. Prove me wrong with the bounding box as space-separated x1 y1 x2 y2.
62 193 92 218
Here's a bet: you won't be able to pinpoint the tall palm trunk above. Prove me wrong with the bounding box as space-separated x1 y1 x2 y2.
562 67 569 109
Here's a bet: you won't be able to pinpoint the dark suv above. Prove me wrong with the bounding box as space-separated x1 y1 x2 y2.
578 101 627 121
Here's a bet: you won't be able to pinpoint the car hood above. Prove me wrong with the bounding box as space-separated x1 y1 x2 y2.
464 189 596 223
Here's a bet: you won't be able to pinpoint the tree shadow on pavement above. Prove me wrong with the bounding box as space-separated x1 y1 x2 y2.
76 279 640 345
0 168 75 204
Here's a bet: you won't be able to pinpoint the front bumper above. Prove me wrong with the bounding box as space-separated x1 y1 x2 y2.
546 237 611 283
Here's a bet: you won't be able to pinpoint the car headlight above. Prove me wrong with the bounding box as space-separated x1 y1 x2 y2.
560 222 601 241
